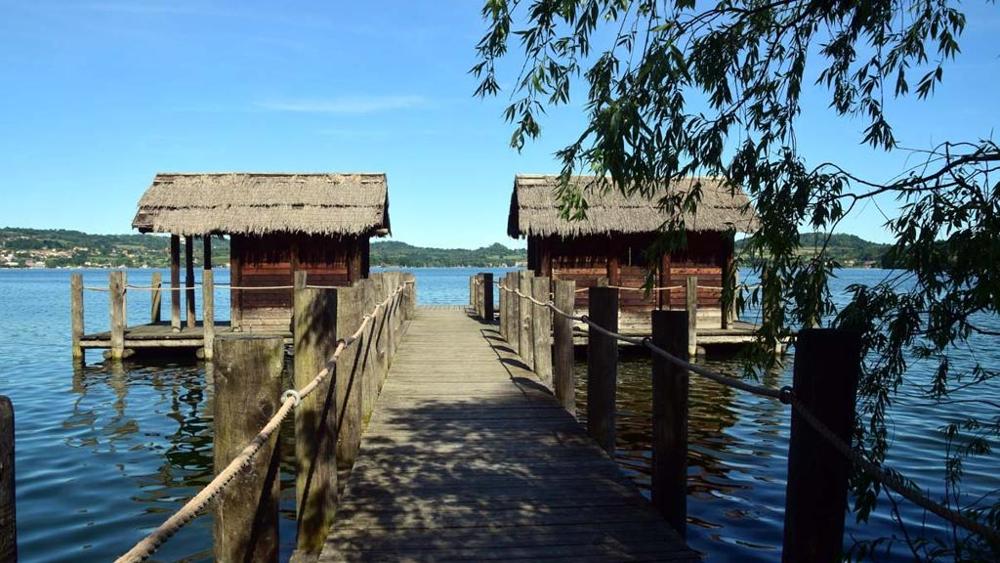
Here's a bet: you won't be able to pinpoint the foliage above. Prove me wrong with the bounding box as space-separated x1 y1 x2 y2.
372 241 525 267
474 0 999 559
0 228 525 269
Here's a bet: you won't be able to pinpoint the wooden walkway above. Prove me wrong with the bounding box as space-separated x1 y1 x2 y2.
319 308 698 562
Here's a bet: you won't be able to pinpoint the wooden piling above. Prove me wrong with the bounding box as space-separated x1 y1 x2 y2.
335 283 363 471
782 329 861 563
685 276 698 357
551 279 576 414
202 270 215 360
185 236 196 329
0 396 15 563
150 271 162 324
531 276 552 384
482 272 494 323
170 234 181 331
499 276 506 338
510 273 521 355
71 273 84 359
212 335 283 563
109 271 126 360
292 271 339 554
359 278 378 421
518 271 534 369
651 310 689 537
587 286 618 454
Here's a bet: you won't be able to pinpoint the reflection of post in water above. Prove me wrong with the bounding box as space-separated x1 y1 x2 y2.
108 360 127 418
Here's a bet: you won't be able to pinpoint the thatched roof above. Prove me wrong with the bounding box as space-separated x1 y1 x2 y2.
508 175 758 238
132 173 390 237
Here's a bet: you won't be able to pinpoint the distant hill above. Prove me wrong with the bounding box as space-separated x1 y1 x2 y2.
0 227 525 268
1 227 894 269
736 232 894 267
371 240 525 267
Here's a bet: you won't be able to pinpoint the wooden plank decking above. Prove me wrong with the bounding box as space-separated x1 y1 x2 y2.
79 321 292 349
320 307 698 562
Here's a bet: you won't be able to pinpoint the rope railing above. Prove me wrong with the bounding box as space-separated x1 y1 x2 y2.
115 283 408 563
497 282 1000 544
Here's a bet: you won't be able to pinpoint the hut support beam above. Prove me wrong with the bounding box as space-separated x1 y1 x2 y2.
185 236 196 329
170 235 181 332
203 236 213 271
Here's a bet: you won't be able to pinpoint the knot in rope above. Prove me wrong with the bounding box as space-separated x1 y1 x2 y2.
281 389 302 407
778 386 794 405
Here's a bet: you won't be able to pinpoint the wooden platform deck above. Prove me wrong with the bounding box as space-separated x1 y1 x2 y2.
79 321 292 350
319 308 698 562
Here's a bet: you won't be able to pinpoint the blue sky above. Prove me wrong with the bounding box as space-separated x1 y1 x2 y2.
0 1 997 248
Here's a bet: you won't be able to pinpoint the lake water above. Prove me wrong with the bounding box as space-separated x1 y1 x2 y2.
0 267 996 561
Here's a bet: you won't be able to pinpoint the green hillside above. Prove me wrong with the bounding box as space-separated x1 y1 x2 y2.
1 227 894 269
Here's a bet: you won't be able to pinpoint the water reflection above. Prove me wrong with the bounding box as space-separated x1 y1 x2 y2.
576 351 796 561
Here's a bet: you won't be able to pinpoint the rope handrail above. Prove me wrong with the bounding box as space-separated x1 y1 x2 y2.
115 283 408 563
496 282 1000 543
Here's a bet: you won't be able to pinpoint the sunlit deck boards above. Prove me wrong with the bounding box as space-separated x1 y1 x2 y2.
320 308 698 562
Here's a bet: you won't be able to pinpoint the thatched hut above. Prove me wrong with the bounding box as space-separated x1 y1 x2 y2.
508 174 757 331
133 172 390 330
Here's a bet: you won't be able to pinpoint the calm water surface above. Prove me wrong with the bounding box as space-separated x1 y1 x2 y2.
0 267 996 561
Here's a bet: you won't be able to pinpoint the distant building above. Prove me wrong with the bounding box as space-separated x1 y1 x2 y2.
507 174 758 331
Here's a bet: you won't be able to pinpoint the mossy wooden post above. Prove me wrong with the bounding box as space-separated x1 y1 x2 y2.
587 287 618 454
170 234 181 331
651 310 689 537
405 273 416 318
782 329 861 563
71 273 84 360
202 270 215 360
686 276 698 357
0 396 15 563
499 277 506 337
212 335 283 563
482 272 494 323
109 271 126 360
335 283 363 471
185 235 196 329
360 278 378 419
292 271 339 554
552 279 576 414
150 271 162 324
531 276 552 383
510 273 521 354
518 271 534 369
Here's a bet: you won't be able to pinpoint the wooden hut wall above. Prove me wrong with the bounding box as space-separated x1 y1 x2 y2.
232 233 366 329
530 231 733 330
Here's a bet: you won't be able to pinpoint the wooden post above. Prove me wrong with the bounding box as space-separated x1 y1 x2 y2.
651 310 689 536
109 271 126 360
531 276 552 383
212 335 283 563
292 271 339 554
686 276 698 357
170 234 181 331
359 279 377 420
335 284 362 470
0 396 15 563
203 235 213 270
482 272 494 322
499 275 506 338
731 269 740 323
150 271 162 324
202 270 215 360
71 273 84 360
469 276 474 308
518 271 534 369
587 287 618 454
230 235 242 331
782 329 861 563
509 273 520 354
552 279 576 413
185 236 196 329
720 239 733 329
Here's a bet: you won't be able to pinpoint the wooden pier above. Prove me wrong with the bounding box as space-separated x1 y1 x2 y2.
319 307 697 561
